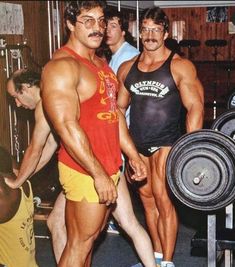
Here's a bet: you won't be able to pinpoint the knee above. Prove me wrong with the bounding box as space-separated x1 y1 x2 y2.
69 231 98 252
47 210 65 233
118 212 139 231
140 192 156 211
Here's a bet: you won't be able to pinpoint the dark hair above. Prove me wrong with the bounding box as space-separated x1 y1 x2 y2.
140 6 169 32
64 1 106 26
105 9 129 32
0 147 13 176
105 9 136 45
8 69 41 93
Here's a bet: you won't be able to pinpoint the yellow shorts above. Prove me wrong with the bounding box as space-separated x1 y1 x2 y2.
58 162 120 202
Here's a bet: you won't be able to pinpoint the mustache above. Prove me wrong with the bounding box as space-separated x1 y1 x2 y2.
88 31 104 37
144 39 158 43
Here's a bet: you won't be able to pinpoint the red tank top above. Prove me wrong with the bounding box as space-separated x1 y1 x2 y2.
58 46 122 176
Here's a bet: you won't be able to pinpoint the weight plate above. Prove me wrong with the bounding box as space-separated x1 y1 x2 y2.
166 130 235 211
211 110 235 141
227 91 235 109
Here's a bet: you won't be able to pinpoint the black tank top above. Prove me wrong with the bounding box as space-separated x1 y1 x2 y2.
124 51 183 149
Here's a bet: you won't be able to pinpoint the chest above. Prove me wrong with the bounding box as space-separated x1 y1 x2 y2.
77 65 118 104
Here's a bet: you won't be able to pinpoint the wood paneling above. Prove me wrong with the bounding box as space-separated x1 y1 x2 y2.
0 1 49 156
163 7 235 61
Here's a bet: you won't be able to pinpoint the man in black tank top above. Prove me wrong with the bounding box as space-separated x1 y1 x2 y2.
118 6 204 267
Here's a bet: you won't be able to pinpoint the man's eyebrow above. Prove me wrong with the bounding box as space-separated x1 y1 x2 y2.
109 21 118 25
80 15 105 19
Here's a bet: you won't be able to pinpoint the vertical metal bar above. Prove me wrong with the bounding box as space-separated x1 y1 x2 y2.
117 0 121 12
13 109 20 163
5 48 14 155
56 1 61 49
27 120 30 146
51 1 56 53
5 48 9 78
47 1 53 59
17 50 21 69
136 1 139 50
225 204 233 267
207 214 216 267
8 105 13 156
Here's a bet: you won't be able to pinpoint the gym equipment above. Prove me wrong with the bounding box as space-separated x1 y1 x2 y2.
166 129 235 211
205 39 227 48
205 39 227 119
211 109 235 141
227 91 235 109
167 129 235 267
179 39 200 59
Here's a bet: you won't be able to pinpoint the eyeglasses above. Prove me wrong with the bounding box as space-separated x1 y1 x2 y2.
77 17 106 29
141 27 164 35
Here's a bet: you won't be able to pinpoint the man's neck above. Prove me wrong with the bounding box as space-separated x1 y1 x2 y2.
66 38 96 61
109 39 125 54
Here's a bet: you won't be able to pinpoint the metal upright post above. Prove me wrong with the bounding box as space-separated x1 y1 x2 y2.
136 1 139 50
47 1 53 59
207 214 216 267
225 203 233 267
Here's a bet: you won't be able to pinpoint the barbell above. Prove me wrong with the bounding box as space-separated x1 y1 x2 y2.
166 129 235 211
211 109 235 141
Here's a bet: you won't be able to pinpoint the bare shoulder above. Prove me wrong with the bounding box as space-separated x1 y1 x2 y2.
117 54 138 81
52 48 71 60
171 54 197 76
35 100 48 123
172 54 195 69
42 56 80 88
35 100 43 117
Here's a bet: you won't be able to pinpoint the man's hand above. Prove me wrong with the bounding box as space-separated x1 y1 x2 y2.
128 157 147 181
94 175 118 206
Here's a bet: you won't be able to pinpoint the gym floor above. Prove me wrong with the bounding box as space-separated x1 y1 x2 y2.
34 188 229 267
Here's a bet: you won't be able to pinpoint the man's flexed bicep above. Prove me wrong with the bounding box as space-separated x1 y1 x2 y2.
41 59 87 167
41 58 118 205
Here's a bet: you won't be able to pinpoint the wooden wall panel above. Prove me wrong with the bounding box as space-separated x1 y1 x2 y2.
0 1 49 157
163 7 235 61
161 6 235 126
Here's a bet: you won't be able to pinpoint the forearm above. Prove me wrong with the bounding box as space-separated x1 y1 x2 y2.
34 137 58 173
58 121 108 178
15 145 42 187
186 104 204 132
118 110 139 160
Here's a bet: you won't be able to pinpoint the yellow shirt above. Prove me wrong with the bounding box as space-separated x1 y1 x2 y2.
0 181 38 267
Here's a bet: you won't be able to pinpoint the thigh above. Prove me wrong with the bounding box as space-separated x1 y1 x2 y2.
150 147 171 177
59 162 119 203
112 173 134 224
150 147 171 196
48 191 65 223
65 200 110 240
137 154 153 197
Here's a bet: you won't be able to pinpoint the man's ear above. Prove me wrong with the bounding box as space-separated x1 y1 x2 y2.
164 31 169 40
21 83 31 93
67 20 75 32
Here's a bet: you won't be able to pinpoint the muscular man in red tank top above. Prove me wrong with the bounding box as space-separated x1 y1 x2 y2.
41 1 147 266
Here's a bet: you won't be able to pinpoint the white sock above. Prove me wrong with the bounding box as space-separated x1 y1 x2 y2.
161 261 175 267
154 252 163 259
